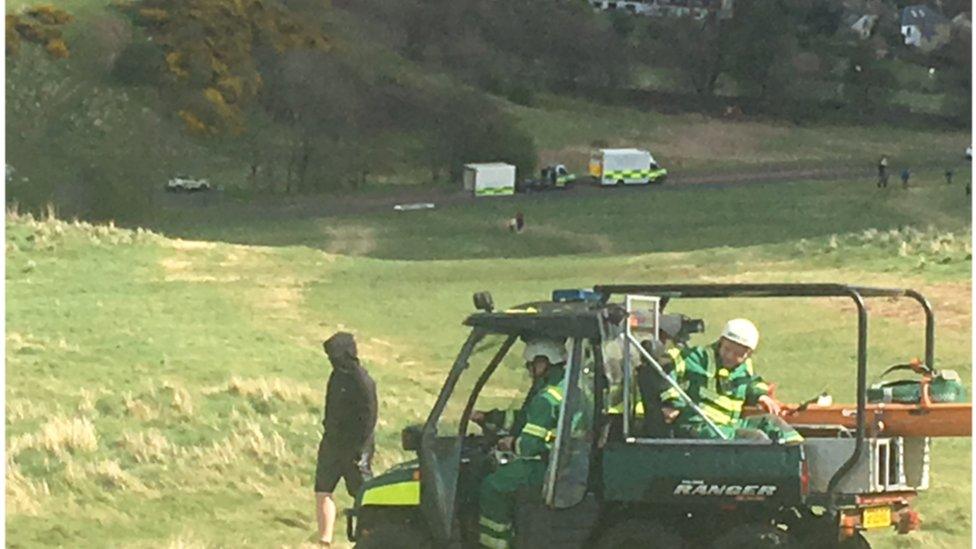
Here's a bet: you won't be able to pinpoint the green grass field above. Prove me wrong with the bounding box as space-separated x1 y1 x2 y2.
6 174 971 547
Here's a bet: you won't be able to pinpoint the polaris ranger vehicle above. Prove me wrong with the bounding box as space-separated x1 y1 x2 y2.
347 284 963 548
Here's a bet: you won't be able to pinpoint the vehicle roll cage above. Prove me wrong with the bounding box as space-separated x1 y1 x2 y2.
593 283 935 508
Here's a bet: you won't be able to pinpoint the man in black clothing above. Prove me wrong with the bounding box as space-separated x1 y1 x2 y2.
315 332 377 547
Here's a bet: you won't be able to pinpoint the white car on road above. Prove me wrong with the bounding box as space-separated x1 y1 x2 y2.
166 174 211 192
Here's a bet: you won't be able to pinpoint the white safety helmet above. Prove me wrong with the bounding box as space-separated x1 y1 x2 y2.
522 338 568 365
720 318 760 350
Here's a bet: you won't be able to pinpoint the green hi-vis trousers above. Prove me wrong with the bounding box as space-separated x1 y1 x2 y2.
478 459 546 549
678 413 804 444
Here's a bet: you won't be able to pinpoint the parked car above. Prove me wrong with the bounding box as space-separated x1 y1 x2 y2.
166 174 211 192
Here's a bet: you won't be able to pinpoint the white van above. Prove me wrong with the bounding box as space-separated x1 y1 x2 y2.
462 163 516 197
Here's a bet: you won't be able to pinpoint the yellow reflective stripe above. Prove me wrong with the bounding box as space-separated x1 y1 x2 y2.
753 381 770 393
605 169 658 179
479 532 511 549
521 423 554 442
712 394 744 412
701 405 735 425
476 187 515 196
667 347 686 375
479 516 512 533
661 387 681 400
716 396 743 412
546 386 563 401
717 368 730 378
634 401 645 416
360 480 420 506
744 359 755 376
503 307 537 314
699 387 744 413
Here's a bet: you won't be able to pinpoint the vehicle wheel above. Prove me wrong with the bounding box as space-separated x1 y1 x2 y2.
355 523 431 549
595 518 684 549
711 523 796 548
616 179 625 186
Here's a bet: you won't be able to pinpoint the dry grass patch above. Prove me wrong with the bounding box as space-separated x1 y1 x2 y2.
6 458 50 516
165 533 210 549
161 381 195 417
120 429 172 464
6 398 45 424
7 210 161 250
6 331 46 354
655 119 790 165
9 415 98 458
321 224 378 256
215 376 317 406
190 421 292 470
90 459 149 492
124 393 158 421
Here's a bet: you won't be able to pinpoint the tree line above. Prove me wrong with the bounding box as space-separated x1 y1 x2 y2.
5 0 971 221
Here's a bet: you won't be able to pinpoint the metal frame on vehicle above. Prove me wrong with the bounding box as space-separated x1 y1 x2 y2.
593 283 936 509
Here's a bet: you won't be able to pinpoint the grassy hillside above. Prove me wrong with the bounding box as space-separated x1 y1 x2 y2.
5 0 971 213
6 177 971 547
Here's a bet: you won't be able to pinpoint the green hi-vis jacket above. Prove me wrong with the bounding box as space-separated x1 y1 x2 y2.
514 365 565 459
661 342 771 427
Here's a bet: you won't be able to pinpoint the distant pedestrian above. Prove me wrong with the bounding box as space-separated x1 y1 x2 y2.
315 332 377 547
944 169 953 185
877 156 889 188
901 168 911 189
508 211 525 233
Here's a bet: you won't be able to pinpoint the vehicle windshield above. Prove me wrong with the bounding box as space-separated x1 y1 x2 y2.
434 333 524 437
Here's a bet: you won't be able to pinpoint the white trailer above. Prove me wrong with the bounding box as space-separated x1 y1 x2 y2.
462 163 516 197
588 148 667 186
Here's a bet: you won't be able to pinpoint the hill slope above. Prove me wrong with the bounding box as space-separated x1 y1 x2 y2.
6 176 971 547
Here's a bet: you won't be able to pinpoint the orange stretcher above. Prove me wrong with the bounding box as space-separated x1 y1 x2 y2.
744 402 972 437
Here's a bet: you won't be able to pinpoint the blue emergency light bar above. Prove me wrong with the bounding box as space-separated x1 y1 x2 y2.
552 289 602 303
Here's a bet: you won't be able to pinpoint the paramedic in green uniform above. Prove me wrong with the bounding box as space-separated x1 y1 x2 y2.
661 319 803 444
477 338 566 549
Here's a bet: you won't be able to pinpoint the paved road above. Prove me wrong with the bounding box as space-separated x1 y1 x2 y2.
159 160 959 222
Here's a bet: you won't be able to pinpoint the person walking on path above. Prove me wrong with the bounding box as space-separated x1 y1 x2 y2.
314 332 378 547
877 156 889 188
901 168 911 189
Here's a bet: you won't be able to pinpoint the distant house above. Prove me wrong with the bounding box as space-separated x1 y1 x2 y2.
900 5 951 52
589 0 653 16
849 14 878 40
589 0 733 19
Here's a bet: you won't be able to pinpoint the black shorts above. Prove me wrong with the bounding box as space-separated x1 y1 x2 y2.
314 438 374 495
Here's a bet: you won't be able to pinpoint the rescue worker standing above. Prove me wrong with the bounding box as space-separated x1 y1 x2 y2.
314 332 378 547
660 319 802 444
478 338 566 549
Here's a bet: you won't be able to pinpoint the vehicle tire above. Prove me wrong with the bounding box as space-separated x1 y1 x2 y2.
711 523 796 548
355 523 431 549
616 179 625 186
595 518 684 549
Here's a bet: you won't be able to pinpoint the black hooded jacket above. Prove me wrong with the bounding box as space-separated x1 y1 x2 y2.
321 333 378 454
